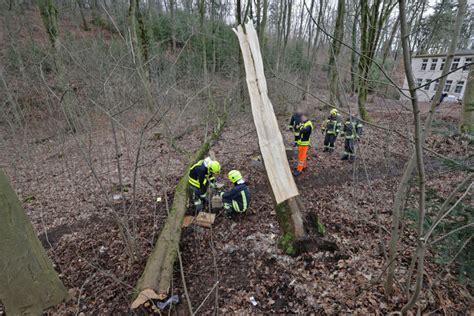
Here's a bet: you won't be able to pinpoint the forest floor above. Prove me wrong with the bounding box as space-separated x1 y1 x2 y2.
0 97 472 314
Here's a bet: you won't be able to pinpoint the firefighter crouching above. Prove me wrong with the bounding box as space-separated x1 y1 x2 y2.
188 157 221 213
219 170 251 219
321 108 342 152
341 116 363 162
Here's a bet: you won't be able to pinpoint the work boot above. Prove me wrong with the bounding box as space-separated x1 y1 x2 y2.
292 170 302 177
224 208 234 219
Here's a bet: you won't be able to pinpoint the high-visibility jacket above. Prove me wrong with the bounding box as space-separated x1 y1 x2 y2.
296 120 313 146
289 113 303 137
188 159 215 191
221 180 251 213
322 114 342 135
341 119 363 139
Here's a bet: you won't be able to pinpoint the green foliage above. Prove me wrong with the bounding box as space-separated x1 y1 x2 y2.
278 233 296 256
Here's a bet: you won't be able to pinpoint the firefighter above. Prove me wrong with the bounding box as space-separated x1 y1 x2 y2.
293 114 313 176
188 157 221 213
288 109 303 146
321 108 342 152
219 170 251 219
341 116 363 162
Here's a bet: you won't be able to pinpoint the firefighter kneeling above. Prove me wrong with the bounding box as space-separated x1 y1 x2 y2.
219 170 251 219
340 116 363 162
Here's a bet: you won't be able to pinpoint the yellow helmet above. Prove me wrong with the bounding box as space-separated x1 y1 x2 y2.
228 170 242 183
330 109 338 116
209 161 221 174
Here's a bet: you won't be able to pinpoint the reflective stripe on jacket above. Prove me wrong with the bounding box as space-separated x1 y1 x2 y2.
296 120 313 146
188 160 213 189
222 181 251 213
322 114 341 135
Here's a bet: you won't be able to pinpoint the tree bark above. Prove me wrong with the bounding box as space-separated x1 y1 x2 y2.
0 170 67 314
328 0 345 106
129 0 154 112
461 64 474 134
75 0 90 31
357 0 394 121
235 23 307 255
38 0 60 50
131 118 226 309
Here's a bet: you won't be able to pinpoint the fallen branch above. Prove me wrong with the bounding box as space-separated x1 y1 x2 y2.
130 117 226 309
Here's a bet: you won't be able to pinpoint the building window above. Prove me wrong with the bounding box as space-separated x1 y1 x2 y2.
440 58 446 70
464 57 472 71
433 79 440 91
416 78 423 87
451 58 460 70
430 59 438 70
421 59 428 70
444 80 453 92
424 79 431 90
454 81 464 93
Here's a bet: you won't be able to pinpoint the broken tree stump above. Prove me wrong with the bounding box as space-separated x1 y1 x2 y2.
131 118 225 309
234 23 307 255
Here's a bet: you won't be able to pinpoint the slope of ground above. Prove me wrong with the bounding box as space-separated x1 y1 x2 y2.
0 100 471 314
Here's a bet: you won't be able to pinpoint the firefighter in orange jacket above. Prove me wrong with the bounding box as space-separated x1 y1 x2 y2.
293 114 313 176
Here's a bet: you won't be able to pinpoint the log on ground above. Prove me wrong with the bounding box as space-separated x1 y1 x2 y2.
131 118 225 309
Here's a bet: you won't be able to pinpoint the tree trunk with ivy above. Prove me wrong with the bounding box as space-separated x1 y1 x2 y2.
129 0 155 112
0 170 67 315
461 64 473 134
328 0 345 106
357 0 394 121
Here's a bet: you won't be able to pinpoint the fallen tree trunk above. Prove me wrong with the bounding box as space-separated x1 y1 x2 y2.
131 118 225 309
234 23 307 255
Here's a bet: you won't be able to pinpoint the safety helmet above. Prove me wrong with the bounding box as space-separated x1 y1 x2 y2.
208 161 221 174
228 170 242 183
330 109 338 116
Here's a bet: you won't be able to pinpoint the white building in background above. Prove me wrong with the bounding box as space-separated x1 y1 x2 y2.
403 50 473 102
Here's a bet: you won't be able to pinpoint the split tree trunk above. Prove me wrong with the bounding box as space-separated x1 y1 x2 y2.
234 23 307 255
130 118 226 309
0 170 67 314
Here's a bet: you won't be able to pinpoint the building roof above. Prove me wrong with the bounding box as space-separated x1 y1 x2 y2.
414 49 474 59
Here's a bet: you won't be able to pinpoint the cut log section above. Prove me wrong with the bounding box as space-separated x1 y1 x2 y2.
131 118 225 309
234 23 307 255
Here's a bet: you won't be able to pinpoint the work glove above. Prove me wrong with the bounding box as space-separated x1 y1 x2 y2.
209 180 217 189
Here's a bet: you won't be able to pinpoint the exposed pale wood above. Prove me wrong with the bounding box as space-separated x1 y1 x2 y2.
234 23 299 205
234 23 307 254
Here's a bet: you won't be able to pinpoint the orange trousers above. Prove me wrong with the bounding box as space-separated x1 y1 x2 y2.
297 145 309 172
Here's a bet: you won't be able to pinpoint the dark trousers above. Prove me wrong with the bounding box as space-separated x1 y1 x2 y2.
342 138 355 161
323 133 337 151
189 186 207 213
